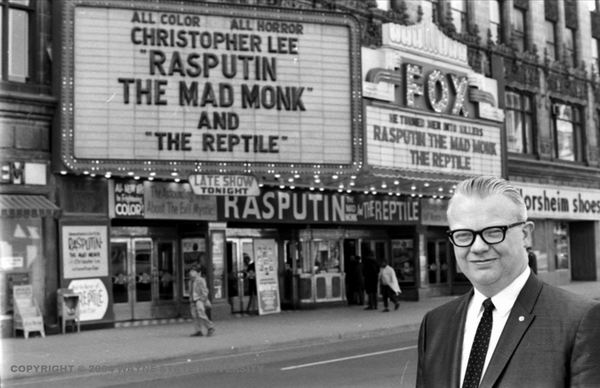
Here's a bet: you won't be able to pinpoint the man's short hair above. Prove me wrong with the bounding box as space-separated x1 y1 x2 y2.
448 175 528 221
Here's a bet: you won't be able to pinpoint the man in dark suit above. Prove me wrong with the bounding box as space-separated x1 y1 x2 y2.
417 176 600 388
362 254 380 310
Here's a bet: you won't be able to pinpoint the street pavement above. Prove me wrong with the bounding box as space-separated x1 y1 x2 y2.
2 281 599 383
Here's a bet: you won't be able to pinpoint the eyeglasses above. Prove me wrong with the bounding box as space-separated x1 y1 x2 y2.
446 221 527 247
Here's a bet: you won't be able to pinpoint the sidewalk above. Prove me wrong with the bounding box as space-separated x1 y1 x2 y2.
2 281 599 382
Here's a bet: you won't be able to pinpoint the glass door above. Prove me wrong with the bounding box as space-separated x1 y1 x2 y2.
111 237 171 320
427 239 449 284
133 238 153 319
157 240 176 301
226 238 254 313
111 239 132 321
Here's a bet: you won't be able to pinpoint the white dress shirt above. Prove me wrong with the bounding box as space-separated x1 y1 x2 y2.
460 266 531 385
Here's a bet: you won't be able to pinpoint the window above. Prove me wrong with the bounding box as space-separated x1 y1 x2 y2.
0 0 32 82
553 103 583 162
431 0 441 24
553 222 569 270
505 91 535 154
300 239 341 274
375 0 390 11
450 0 466 33
489 0 502 44
0 218 42 314
545 21 558 61
512 7 527 51
564 28 577 67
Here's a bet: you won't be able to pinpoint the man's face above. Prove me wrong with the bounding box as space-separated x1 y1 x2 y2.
447 193 532 296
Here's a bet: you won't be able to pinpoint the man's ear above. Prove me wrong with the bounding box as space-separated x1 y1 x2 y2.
523 221 535 246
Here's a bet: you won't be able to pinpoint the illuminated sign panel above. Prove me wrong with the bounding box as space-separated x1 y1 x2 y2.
362 20 504 178
366 106 501 175
218 189 419 225
59 1 361 176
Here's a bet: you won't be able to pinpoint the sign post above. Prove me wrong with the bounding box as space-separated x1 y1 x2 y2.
253 239 280 315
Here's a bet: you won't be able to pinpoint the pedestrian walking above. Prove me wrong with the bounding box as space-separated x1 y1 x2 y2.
243 254 257 313
189 266 215 337
379 260 401 312
362 254 379 310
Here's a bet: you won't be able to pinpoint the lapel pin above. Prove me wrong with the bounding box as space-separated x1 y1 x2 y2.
518 316 525 322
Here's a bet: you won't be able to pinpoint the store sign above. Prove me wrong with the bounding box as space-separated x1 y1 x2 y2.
254 239 280 315
219 189 419 224
366 106 501 175
67 278 109 321
144 181 217 220
0 161 47 185
189 174 259 196
61 225 109 278
112 180 145 218
420 198 448 226
516 183 600 221
361 20 503 177
0 256 24 270
109 180 217 220
382 22 467 66
61 1 362 176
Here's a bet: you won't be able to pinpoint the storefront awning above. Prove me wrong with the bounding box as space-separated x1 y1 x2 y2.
0 194 60 218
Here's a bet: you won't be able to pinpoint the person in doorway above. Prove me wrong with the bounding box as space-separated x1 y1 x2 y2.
416 176 600 388
351 255 365 305
243 254 257 313
362 255 379 310
379 260 401 312
526 246 538 274
345 255 356 305
189 266 215 337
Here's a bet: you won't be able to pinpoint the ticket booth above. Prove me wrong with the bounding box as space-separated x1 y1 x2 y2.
297 231 345 304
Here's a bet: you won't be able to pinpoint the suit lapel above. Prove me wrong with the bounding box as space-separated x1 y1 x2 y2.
479 274 543 387
448 292 472 387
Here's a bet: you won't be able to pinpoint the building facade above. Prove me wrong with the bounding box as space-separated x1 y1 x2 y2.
0 0 598 335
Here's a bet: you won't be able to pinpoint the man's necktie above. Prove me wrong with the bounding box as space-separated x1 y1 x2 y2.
462 298 495 388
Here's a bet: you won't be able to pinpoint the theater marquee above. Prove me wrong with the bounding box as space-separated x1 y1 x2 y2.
362 20 504 179
56 0 362 178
